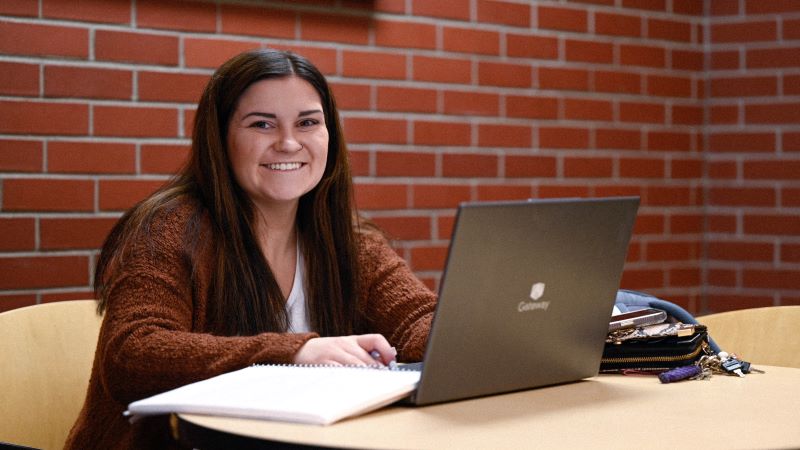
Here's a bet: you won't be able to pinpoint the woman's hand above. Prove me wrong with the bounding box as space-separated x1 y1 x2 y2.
293 334 397 367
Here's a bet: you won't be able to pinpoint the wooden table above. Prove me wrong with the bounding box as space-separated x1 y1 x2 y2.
177 365 800 449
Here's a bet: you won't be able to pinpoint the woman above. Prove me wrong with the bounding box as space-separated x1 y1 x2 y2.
65 49 436 449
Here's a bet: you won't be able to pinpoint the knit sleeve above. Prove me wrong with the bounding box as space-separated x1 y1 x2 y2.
96 205 318 405
356 228 437 362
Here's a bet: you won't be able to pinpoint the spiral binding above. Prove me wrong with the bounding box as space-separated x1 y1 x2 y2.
255 363 415 372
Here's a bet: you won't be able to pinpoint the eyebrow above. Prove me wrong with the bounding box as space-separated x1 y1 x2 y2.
241 109 323 120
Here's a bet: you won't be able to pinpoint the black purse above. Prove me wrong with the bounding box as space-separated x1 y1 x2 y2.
600 323 712 373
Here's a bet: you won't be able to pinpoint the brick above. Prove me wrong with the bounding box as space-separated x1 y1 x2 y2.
745 0 800 14
478 124 531 148
623 0 667 11
708 161 738 179
505 155 557 178
648 131 693 152
0 21 88 59
620 157 665 178
539 127 589 149
711 50 740 70
0 139 42 172
709 187 776 207
413 184 471 208
443 27 500 56
594 185 645 199
478 0 530 27
442 153 498 177
344 118 407 144
48 141 135 174
711 76 778 97
343 51 406 80
410 245 448 271
595 11 641 37
478 62 531 88
331 83 371 111
375 151 435 177
349 150 370 177
785 132 800 152
369 216 431 241
710 105 739 125
506 34 558 59
744 160 800 180
670 268 701 287
0 255 89 289
40 217 119 250
0 0 38 16
95 30 178 66
99 179 166 211
648 18 692 42
412 0 470 21
565 39 613 64
42 0 131 24
443 91 499 116
785 19 800 40
413 121 471 146
138 72 209 103
744 269 800 290
41 291 95 303
711 0 739 14
620 269 664 291
374 20 436 50
672 105 703 125
44 66 131 100
538 5 587 32
671 158 703 178
0 218 35 251
136 0 216 32
538 67 590 91
596 128 641 150
708 242 774 262
647 75 692 97
594 70 641 95
708 214 737 233
94 105 178 138
744 214 800 236
353 183 408 210
747 47 800 69
377 86 437 113
270 45 337 75
3 178 94 212
712 20 777 43
619 102 665 124
672 49 704 71
183 38 260 69
670 214 703 234
437 215 457 239
0 295 37 313
646 240 701 261
538 184 590 199
0 101 88 135
220 5 295 39
564 157 613 178
477 185 533 201
141 144 191 174
782 244 800 263
785 75 800 96
746 103 800 124
706 295 775 313
413 56 472 84
620 44 666 68
564 98 613 121
647 186 694 206
183 109 195 139
707 269 737 288
373 0 406 13
633 214 665 235
301 12 370 45
506 96 558 120
0 61 39 96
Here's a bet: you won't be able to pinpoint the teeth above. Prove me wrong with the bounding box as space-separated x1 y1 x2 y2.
265 162 302 171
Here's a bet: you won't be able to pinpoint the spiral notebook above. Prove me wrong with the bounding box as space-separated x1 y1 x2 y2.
125 364 420 425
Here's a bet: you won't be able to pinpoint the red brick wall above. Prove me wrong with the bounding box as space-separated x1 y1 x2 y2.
0 0 797 314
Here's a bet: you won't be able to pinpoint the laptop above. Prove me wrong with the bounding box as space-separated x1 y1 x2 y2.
403 196 640 405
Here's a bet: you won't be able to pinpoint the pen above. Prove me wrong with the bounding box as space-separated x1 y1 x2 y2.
370 350 399 370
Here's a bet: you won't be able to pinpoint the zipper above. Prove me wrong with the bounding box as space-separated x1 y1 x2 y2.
601 340 710 365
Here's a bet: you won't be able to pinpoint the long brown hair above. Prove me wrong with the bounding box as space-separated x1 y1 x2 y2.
95 49 360 337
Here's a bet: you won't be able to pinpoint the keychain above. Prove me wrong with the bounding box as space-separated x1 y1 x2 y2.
658 351 764 383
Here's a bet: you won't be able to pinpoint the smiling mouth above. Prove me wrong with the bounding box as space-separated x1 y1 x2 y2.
262 162 303 171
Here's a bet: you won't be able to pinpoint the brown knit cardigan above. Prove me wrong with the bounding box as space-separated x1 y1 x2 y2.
65 200 436 449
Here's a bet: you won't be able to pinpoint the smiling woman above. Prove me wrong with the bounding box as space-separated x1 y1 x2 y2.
64 49 437 450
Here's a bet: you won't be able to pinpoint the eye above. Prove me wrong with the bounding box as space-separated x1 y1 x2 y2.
249 120 275 130
298 118 320 128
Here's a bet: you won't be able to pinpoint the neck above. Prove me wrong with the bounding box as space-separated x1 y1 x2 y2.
253 201 299 265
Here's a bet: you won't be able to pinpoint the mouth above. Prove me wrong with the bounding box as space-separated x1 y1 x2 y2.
261 162 304 171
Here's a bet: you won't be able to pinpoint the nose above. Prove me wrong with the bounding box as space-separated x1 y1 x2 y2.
275 131 303 153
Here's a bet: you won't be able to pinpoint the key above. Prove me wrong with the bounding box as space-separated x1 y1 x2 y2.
740 360 766 374
721 358 745 377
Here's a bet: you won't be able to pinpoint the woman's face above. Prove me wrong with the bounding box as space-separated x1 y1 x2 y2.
226 76 329 212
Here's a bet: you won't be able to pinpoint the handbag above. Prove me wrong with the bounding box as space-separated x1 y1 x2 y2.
600 322 712 373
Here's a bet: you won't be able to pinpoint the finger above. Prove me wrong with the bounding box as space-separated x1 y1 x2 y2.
354 334 395 365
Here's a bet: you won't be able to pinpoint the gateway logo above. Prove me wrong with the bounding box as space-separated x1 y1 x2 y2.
518 282 550 312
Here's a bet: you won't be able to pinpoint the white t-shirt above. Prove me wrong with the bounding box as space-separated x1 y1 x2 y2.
285 242 310 333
